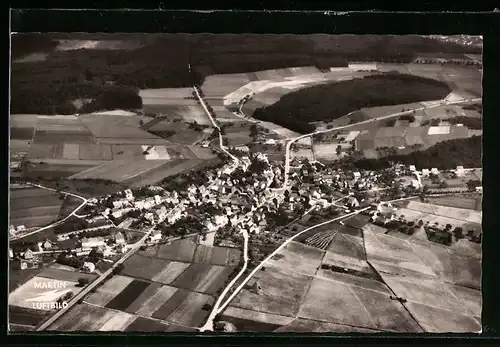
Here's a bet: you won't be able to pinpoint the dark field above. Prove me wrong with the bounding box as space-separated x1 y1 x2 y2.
170 263 213 291
33 131 95 144
151 289 190 320
11 127 34 140
124 317 170 332
105 279 151 311
9 306 51 326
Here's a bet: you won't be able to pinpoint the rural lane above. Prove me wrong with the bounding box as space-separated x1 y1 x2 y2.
11 183 89 241
214 206 372 316
192 85 239 164
36 228 154 331
282 97 481 189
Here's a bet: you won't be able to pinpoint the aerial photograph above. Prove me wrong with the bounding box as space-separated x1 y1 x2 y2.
9 33 482 333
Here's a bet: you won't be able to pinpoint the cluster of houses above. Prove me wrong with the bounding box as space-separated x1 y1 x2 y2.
11 230 132 272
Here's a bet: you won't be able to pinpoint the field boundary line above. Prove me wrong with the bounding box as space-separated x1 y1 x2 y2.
67 161 112 179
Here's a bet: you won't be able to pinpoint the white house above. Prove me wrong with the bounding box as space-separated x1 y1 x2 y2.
455 165 465 177
421 169 430 177
150 229 162 242
81 237 106 249
353 172 361 181
83 262 95 273
409 165 416 172
431 168 440 175
348 197 360 208
124 189 134 200
114 232 126 244
9 248 14 259
265 139 277 145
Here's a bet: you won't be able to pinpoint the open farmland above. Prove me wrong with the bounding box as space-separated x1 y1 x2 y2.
9 187 63 228
68 158 171 182
121 254 171 281
219 306 295 332
47 303 120 331
266 241 324 275
229 266 313 317
425 195 482 211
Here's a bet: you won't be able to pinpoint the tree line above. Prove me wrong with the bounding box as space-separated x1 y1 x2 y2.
252 73 451 134
11 34 477 115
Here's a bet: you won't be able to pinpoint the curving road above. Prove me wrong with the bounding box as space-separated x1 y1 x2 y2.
11 183 89 241
192 85 239 165
282 97 481 189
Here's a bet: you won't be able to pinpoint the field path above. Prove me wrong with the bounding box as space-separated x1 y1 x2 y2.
10 183 89 241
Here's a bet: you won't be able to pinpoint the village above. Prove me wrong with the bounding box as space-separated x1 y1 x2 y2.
9 147 483 277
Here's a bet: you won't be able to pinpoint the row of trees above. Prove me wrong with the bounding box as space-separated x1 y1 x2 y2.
253 73 451 134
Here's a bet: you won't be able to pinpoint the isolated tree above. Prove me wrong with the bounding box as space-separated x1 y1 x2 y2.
77 278 89 287
445 224 452 231
453 227 464 239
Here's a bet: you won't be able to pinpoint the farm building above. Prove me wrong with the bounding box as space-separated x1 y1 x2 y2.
409 165 417 172
455 166 465 177
347 197 360 208
431 168 440 175
82 262 96 273
114 232 126 244
422 169 430 177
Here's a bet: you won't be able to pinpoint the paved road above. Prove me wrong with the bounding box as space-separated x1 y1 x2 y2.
215 206 372 315
11 183 89 241
36 228 153 331
282 97 481 189
193 85 239 164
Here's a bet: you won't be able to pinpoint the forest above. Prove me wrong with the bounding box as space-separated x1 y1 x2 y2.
10 34 477 115
252 73 451 134
353 135 482 170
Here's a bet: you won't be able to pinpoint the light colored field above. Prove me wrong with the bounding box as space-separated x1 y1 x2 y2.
405 201 482 224
139 88 194 99
156 238 197 262
142 146 171 160
316 268 391 295
62 143 80 160
152 262 190 285
325 233 366 260
136 285 178 317
79 115 162 139
194 265 226 293
85 275 135 307
223 306 294 326
98 311 137 331
166 291 213 327
10 205 61 219
231 266 312 317
35 124 90 132
428 126 451 135
181 106 211 125
125 283 162 314
381 274 469 314
395 208 429 221
408 240 481 289
48 303 117 331
38 268 96 283
69 159 170 182
10 139 31 151
267 241 324 275
9 276 77 310
364 231 435 275
298 277 374 327
79 144 113 161
405 301 481 333
446 284 482 318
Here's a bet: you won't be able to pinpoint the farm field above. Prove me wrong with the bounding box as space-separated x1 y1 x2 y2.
266 241 324 275
9 306 52 328
402 201 482 225
121 255 171 281
297 276 422 332
426 195 482 211
79 115 167 140
47 303 120 331
68 158 171 182
219 306 295 332
275 318 383 333
229 265 313 317
9 187 63 228
156 238 197 262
